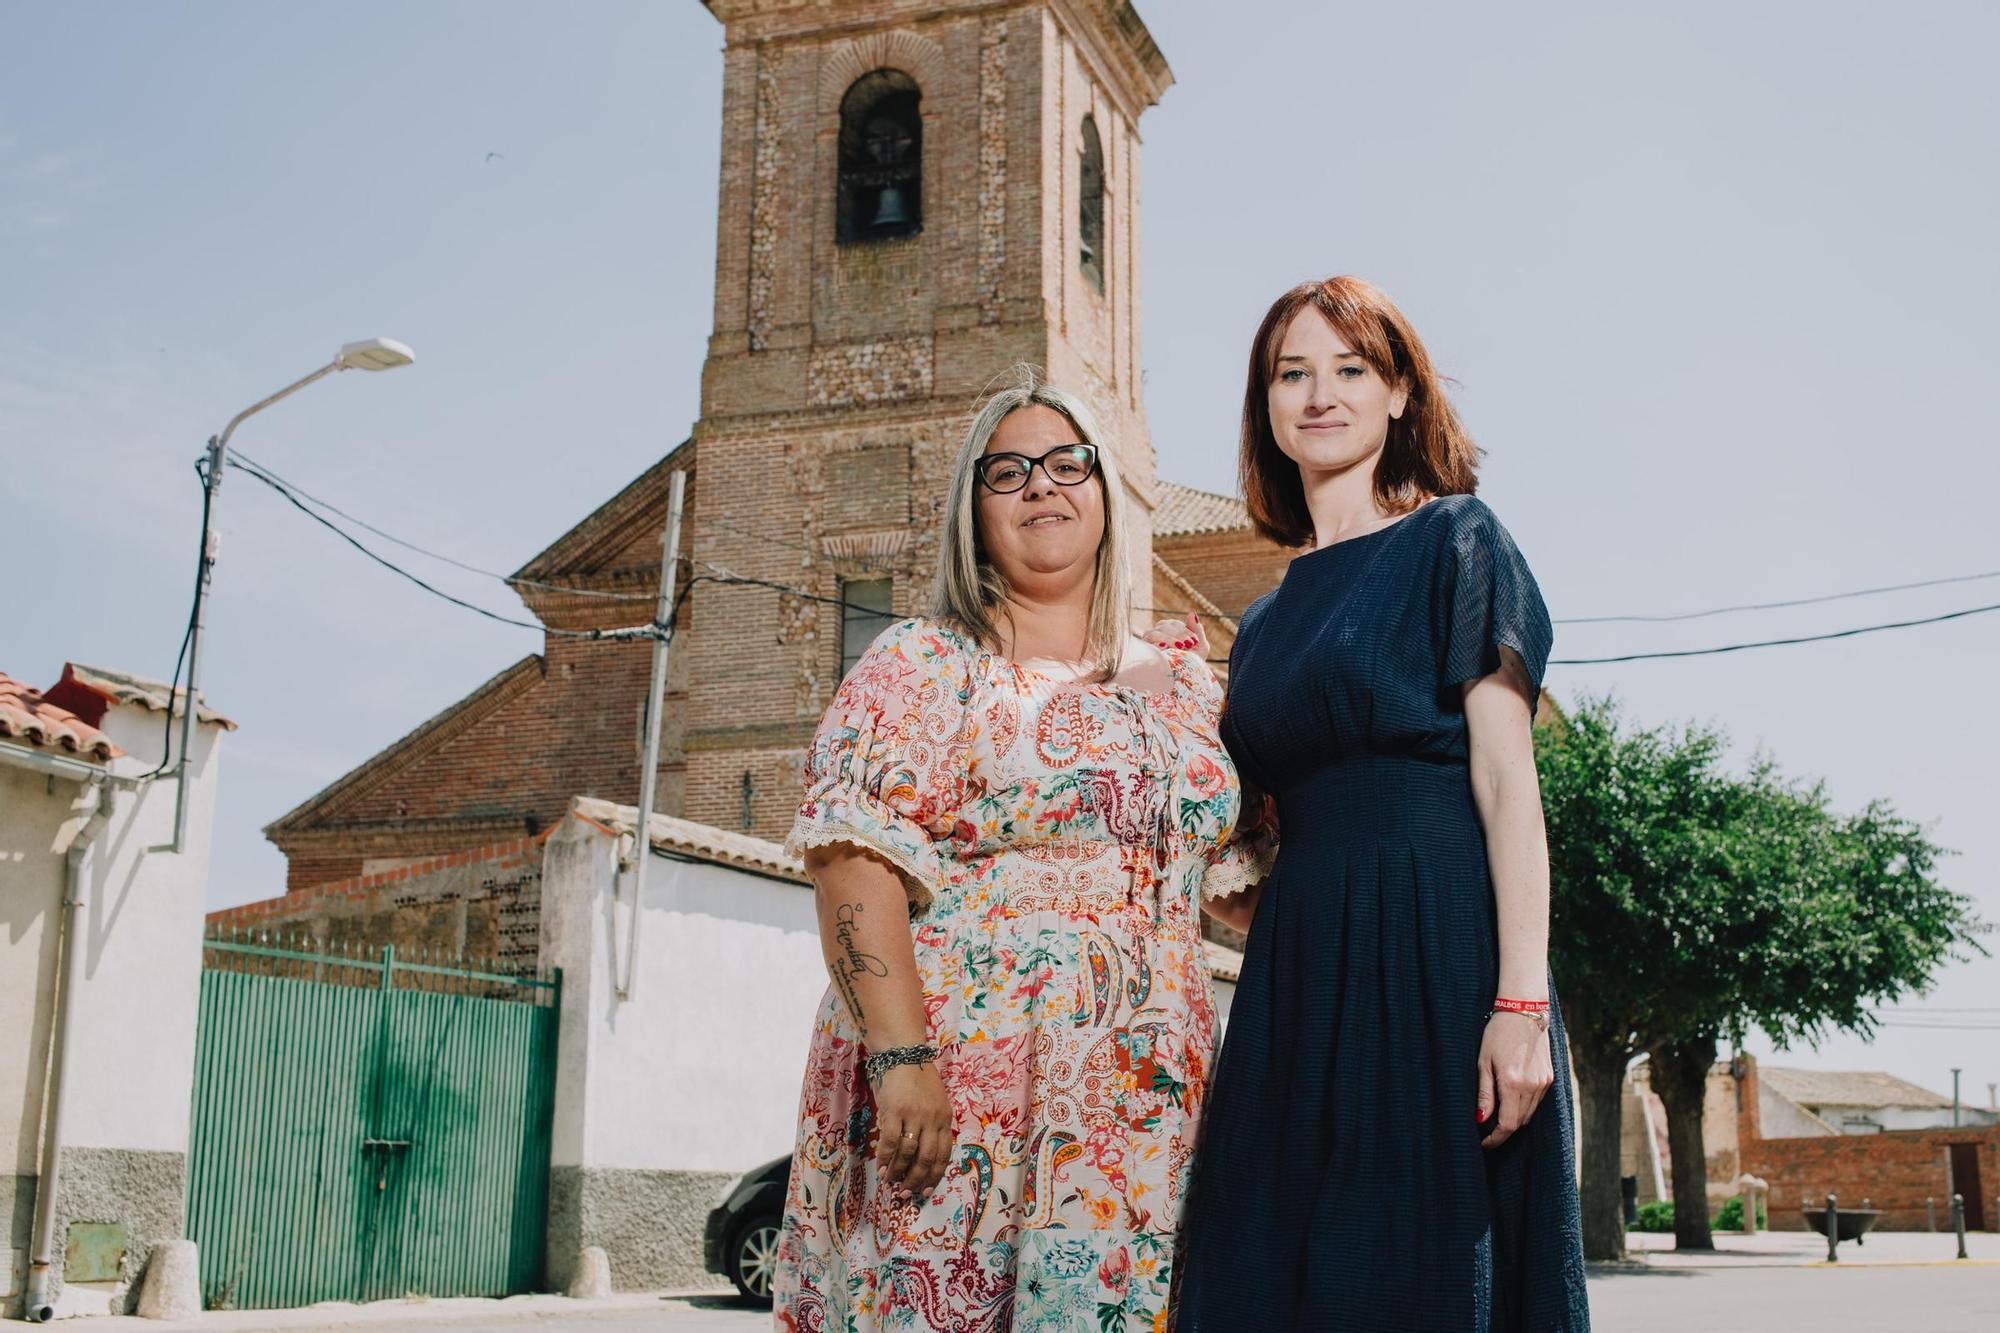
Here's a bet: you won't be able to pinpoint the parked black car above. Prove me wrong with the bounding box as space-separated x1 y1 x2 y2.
705 1153 790 1303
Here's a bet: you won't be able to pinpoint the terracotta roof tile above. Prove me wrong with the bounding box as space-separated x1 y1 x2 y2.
48 662 237 730
0 671 123 762
1154 480 1250 538
1761 1067 1956 1110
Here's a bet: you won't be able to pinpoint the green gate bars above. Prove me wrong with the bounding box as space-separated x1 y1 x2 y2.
185 932 560 1311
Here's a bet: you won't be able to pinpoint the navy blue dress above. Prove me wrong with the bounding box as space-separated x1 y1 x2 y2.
1179 496 1590 1331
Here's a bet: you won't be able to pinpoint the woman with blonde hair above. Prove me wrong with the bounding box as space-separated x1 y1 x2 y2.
772 368 1267 1330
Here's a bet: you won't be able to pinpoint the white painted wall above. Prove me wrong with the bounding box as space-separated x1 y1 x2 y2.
541 819 825 1175
58 703 222 1156
0 683 224 1317
1758 1085 1837 1139
0 766 73 1176
538 812 1247 1180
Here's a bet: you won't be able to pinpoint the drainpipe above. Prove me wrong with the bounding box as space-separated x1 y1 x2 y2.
22 777 112 1323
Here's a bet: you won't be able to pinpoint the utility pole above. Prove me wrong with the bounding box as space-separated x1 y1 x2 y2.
616 469 687 1001
165 340 413 853
1951 1067 1962 1127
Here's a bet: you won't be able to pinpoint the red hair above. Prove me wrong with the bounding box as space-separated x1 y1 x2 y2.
1240 276 1479 547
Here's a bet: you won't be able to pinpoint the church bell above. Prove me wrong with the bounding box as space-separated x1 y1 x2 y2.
870 184 911 231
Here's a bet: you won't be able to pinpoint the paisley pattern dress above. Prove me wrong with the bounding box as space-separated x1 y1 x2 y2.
774 617 1270 1333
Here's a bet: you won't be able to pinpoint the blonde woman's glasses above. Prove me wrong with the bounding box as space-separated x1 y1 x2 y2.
976 444 1099 494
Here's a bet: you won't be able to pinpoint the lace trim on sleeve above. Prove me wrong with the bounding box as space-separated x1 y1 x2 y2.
784 818 938 916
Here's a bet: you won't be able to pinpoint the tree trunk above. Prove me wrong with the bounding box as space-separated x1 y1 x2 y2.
1650 1036 1718 1251
1565 1008 1631 1262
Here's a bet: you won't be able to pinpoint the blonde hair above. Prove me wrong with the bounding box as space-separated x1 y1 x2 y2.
931 366 1132 681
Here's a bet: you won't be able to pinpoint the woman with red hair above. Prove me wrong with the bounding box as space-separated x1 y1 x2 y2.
1179 278 1590 1330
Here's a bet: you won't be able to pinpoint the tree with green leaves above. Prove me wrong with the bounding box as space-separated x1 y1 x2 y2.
1536 697 1984 1259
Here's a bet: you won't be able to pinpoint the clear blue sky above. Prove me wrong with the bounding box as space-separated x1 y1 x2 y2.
4 2 1994 1099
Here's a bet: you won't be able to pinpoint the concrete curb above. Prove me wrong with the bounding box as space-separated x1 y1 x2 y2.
45 1287 740 1330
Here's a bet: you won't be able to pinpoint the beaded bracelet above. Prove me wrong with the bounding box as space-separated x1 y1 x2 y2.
864 1043 939 1086
1490 997 1551 1033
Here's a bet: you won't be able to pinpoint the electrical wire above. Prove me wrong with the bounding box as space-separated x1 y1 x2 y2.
1868 1007 2000 1014
1143 562 2000 630
1869 1020 2000 1031
229 461 663 639
1558 568 2000 626
229 451 658 602
1548 601 2000 665
225 456 2000 666
146 457 209 778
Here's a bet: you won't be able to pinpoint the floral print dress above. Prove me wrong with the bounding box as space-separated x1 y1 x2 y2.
775 617 1270 1333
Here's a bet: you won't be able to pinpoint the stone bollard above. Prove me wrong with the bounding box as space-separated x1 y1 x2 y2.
1927 1197 1936 1232
1825 1192 1839 1263
569 1245 613 1300
137 1239 200 1321
1952 1193 1968 1261
1734 1173 1767 1237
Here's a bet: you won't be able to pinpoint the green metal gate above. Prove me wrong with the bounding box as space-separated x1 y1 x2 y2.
185 932 560 1311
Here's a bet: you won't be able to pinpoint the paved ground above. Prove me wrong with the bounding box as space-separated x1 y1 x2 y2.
61 1232 2000 1331
1589 1264 2000 1332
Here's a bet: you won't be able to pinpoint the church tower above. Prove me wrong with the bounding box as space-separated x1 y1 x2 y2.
262 1 1185 885
685 0 1175 837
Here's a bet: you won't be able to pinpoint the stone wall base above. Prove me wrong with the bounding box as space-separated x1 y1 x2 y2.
547 1166 735 1293
1 1149 186 1317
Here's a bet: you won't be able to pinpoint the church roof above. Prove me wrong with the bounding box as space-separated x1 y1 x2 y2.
512 439 692 587
263 655 543 837
1154 480 1250 538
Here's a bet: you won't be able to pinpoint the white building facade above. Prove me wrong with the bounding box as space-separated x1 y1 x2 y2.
0 665 231 1319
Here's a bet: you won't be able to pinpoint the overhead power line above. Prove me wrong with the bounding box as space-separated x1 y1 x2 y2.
1547 601 2000 665
1559 567 2000 625
229 457 2000 667
229 460 663 640
1145 564 2000 633
230 451 656 601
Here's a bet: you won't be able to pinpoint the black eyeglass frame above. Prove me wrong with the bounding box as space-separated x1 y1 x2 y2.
975 443 1101 494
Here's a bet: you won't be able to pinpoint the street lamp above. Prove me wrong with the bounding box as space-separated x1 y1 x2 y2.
165 339 415 853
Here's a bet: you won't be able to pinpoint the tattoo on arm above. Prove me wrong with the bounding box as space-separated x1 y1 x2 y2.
831 965 865 1025
828 901 889 1024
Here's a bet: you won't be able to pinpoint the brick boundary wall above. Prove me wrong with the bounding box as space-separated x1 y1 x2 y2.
1736 1053 2000 1231
1741 1125 2000 1232
208 832 552 974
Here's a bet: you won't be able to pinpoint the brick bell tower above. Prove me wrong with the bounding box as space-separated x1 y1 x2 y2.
686 0 1174 838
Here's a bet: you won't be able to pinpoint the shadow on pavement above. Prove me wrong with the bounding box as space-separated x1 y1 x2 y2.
1585 1263 1701 1280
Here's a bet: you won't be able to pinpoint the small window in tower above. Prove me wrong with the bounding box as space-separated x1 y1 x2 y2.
838 70 923 245
1079 116 1106 293
840 578 896 677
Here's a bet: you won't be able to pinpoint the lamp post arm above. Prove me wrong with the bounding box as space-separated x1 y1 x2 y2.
166 356 346 853
216 359 346 452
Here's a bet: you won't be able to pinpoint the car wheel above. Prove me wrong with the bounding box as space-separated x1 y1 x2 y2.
730 1216 782 1304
